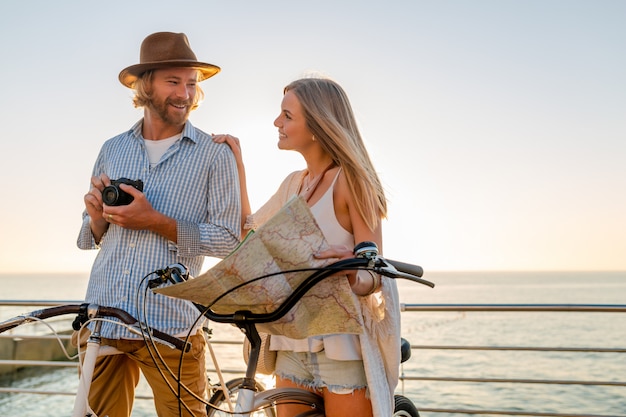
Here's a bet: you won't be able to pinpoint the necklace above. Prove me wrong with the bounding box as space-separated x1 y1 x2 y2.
299 161 336 202
303 175 316 192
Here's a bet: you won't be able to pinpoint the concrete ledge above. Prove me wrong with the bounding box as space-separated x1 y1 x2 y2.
0 331 77 375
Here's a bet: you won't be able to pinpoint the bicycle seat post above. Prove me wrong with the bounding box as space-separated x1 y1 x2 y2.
230 315 262 417
238 318 262 385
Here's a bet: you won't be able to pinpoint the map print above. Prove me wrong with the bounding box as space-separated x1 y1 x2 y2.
155 196 364 339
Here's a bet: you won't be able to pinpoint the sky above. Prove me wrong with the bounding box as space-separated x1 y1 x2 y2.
0 0 624 275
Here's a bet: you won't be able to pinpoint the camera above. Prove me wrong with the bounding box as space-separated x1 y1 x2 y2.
102 178 144 206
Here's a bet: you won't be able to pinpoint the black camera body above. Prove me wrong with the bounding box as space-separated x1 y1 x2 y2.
102 178 144 206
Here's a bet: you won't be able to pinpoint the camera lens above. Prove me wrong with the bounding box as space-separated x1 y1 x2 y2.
102 186 119 206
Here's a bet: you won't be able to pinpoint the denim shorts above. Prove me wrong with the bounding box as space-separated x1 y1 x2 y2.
275 350 368 395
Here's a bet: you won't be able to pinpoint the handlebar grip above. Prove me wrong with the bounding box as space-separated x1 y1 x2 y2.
385 259 424 278
99 306 191 352
151 329 191 352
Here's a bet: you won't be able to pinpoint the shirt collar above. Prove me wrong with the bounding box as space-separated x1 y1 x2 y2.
129 119 197 143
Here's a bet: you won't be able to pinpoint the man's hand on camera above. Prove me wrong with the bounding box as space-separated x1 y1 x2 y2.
103 184 178 242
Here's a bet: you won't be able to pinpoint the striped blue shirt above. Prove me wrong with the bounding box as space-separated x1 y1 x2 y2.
77 120 241 339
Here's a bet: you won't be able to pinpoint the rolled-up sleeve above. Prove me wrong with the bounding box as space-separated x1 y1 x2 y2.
77 214 99 250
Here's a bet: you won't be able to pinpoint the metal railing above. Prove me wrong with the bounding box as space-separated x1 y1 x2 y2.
397 303 626 417
1 301 625 417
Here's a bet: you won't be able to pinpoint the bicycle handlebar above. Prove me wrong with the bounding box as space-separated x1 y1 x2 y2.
0 247 428 355
385 258 424 280
352 241 426 284
197 255 433 326
0 303 190 352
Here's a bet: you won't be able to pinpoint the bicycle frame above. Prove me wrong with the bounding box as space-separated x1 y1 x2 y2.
71 303 194 417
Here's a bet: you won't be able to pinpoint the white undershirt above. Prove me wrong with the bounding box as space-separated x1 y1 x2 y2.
143 134 181 167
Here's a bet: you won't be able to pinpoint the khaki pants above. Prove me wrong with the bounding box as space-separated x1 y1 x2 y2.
73 331 208 417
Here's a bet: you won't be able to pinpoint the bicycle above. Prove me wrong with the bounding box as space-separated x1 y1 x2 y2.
0 293 273 416
0 242 432 417
0 302 195 416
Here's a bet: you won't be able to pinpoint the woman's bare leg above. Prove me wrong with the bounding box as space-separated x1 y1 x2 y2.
321 386 372 417
275 376 372 417
275 376 321 417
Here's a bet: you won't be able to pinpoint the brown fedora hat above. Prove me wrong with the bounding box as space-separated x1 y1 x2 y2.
118 32 220 88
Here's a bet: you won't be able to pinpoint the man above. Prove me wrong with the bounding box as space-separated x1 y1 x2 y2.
77 32 241 417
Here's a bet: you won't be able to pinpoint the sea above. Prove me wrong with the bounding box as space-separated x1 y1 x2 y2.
1 271 625 417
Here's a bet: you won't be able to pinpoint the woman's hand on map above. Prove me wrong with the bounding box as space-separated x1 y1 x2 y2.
314 245 361 288
314 244 353 261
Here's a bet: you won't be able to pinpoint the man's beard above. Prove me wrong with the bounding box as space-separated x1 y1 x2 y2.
148 96 191 126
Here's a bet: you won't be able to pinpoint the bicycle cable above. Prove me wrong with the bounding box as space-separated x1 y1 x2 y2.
136 271 208 417
24 315 80 361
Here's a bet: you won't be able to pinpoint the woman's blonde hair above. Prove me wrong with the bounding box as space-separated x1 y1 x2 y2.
284 77 387 231
131 70 205 110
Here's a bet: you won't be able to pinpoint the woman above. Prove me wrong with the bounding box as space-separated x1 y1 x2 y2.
214 77 401 417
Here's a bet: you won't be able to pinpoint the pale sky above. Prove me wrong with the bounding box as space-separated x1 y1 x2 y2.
0 0 624 274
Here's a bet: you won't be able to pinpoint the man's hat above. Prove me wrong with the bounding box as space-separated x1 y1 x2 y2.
118 32 220 88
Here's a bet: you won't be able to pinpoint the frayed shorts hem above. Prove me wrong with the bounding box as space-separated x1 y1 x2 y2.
275 350 368 395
